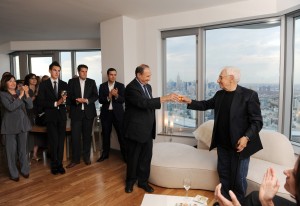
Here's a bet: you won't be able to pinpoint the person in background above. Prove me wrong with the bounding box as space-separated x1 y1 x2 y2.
66 64 98 168
215 156 300 206
41 75 50 82
124 64 178 193
24 73 41 161
0 74 32 181
180 66 263 204
97 68 126 162
37 61 68 175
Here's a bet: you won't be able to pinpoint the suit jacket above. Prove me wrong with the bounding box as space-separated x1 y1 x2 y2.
187 85 263 159
0 91 33 134
68 77 98 120
123 78 161 143
99 81 125 121
37 78 68 122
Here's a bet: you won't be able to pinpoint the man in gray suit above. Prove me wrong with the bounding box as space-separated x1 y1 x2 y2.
124 64 178 193
66 64 98 168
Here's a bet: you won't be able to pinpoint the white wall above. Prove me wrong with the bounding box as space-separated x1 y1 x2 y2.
0 54 10 74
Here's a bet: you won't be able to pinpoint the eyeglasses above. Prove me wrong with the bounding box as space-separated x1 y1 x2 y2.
218 75 230 80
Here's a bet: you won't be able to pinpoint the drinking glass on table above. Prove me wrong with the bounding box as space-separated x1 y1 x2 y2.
183 177 191 202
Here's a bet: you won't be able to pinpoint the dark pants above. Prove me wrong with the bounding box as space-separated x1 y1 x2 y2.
47 119 66 168
71 111 94 163
125 138 152 185
101 111 126 159
217 146 250 203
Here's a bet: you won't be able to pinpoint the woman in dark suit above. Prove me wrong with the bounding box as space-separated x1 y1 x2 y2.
0 74 32 181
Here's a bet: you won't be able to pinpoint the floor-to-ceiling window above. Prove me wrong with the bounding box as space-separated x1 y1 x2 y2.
205 21 281 131
163 31 198 132
291 15 300 143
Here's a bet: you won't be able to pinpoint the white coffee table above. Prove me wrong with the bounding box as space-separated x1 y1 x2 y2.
141 194 205 206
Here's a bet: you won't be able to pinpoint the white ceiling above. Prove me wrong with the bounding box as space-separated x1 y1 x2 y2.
0 0 244 45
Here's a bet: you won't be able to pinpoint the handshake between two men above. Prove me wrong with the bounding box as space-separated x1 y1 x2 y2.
160 93 192 104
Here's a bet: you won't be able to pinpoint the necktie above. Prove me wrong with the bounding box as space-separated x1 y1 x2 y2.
143 85 151 99
53 81 58 98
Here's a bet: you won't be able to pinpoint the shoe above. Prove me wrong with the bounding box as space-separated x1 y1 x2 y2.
138 183 154 193
57 166 66 174
213 202 220 206
84 160 91 165
66 162 79 168
32 156 40 162
21 173 29 178
97 155 108 162
125 183 134 193
51 168 58 175
10 177 19 182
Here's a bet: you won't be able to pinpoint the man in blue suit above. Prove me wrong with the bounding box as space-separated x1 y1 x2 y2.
181 66 263 204
66 64 98 168
97 68 126 162
37 61 68 175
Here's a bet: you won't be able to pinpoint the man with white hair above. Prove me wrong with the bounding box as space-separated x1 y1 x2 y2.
181 66 263 204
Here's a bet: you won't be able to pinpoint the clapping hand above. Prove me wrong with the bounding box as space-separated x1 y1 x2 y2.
214 183 241 206
259 168 279 206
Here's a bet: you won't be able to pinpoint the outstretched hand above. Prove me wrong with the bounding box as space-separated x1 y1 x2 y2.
160 93 179 103
178 95 192 104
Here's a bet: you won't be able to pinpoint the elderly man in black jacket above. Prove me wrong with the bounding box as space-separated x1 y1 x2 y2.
181 66 263 204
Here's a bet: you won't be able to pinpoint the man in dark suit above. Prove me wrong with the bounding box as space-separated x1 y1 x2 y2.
37 61 68 175
181 66 263 204
97 68 126 162
66 64 98 168
124 64 177 193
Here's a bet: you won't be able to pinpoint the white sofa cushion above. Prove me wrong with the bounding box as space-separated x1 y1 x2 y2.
150 142 219 190
193 120 214 149
252 130 295 167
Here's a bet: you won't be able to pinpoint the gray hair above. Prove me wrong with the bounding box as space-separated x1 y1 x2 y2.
222 66 240 83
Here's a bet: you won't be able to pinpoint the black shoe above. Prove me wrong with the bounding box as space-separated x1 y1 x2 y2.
97 155 108 162
10 177 20 182
21 173 29 178
51 168 58 175
213 202 220 206
125 183 134 193
84 160 91 165
57 166 66 174
138 183 154 193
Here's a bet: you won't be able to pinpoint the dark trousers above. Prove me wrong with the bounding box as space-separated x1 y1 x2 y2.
125 138 152 185
71 111 94 163
47 119 66 168
101 111 126 158
217 146 250 203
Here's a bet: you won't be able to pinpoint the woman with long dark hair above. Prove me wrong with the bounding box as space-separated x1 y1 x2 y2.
24 73 40 161
0 74 32 181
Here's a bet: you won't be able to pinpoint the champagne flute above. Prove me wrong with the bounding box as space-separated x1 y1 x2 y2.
183 177 191 201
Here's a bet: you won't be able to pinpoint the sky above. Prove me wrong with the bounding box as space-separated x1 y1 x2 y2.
166 20 300 85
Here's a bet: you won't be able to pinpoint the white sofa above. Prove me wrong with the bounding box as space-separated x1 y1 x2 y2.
149 120 296 201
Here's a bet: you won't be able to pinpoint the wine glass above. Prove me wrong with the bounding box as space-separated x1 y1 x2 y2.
61 90 67 104
183 177 191 201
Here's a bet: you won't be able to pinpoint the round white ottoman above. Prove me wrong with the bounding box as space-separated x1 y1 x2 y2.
149 142 219 190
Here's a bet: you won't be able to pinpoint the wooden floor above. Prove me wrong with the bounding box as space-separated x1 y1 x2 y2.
0 149 215 206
